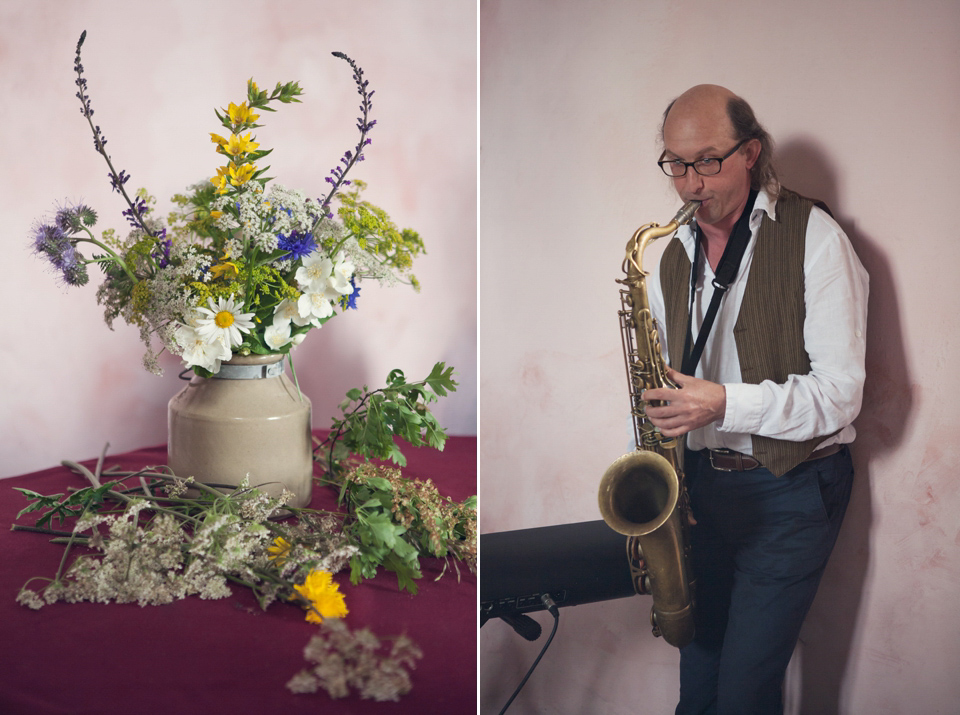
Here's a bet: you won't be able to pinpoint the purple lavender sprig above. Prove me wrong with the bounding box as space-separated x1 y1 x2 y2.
313 52 377 228
73 31 155 237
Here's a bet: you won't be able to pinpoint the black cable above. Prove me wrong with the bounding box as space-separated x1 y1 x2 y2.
497 594 560 715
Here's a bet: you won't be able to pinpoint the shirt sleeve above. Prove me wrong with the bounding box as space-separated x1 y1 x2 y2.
720 208 869 441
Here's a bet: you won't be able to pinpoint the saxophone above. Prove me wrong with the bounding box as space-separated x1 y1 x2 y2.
597 200 700 648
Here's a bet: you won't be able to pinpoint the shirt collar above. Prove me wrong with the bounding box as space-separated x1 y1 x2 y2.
753 186 777 225
678 186 778 250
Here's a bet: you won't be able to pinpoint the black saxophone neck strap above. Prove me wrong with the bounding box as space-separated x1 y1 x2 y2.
680 188 759 377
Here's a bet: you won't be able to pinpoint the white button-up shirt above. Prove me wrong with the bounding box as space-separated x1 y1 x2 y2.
646 188 869 455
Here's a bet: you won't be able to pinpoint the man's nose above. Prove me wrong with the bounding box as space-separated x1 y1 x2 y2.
679 169 704 194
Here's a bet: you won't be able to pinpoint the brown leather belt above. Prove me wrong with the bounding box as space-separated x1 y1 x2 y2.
702 443 843 472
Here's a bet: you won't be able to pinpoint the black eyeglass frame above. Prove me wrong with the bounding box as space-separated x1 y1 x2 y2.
658 139 748 177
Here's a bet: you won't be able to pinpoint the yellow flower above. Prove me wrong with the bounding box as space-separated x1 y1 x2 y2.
292 570 348 624
209 250 240 281
209 260 239 281
267 536 292 566
226 101 259 126
210 166 229 194
228 161 256 186
223 132 260 157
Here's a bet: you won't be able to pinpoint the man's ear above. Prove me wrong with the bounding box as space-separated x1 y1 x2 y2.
743 138 762 171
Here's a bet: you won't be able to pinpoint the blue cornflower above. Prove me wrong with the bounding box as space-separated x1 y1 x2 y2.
277 230 317 261
344 278 360 310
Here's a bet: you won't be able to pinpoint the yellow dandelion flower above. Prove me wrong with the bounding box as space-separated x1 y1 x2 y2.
292 570 348 624
267 536 292 566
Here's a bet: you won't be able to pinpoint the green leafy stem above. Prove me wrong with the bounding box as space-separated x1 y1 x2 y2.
314 361 458 483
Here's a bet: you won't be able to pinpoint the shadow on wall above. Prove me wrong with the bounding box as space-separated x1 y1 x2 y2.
778 138 911 713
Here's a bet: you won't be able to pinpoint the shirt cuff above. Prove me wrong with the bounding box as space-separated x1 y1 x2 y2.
719 382 764 434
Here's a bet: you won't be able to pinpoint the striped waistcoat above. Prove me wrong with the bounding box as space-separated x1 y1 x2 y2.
660 188 829 477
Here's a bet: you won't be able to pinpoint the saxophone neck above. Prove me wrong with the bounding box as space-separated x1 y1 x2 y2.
624 200 701 279
671 199 702 226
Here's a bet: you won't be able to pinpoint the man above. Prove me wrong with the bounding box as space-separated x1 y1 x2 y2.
641 85 868 715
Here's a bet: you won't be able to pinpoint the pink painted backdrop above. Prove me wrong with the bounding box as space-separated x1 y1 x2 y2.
479 0 960 713
1 0 476 478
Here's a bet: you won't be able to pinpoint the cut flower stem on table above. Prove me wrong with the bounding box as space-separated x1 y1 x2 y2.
12 364 476 701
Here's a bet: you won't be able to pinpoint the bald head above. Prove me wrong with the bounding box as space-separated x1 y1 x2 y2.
659 85 777 195
662 84 739 146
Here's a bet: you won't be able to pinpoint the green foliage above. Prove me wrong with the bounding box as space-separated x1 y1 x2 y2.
339 464 477 594
319 362 458 476
312 362 476 594
336 181 425 286
246 79 304 112
14 482 119 529
167 184 224 242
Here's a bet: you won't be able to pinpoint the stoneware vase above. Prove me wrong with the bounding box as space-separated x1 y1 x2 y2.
167 354 313 508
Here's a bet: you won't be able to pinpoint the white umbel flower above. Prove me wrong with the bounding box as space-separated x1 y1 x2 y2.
195 296 255 348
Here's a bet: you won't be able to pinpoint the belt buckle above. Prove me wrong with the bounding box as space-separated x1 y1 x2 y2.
707 449 737 472
708 448 738 472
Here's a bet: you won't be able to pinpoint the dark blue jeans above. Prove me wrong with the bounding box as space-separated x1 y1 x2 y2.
675 446 854 715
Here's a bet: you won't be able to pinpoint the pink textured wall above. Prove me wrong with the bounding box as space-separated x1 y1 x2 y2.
1 0 476 477
480 0 960 713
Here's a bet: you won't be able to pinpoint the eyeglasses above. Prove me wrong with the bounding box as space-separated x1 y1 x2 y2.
658 139 747 177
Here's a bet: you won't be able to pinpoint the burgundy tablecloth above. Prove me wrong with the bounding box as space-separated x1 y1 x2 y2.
0 433 476 715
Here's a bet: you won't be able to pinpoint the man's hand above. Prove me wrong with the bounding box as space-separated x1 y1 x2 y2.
641 367 726 437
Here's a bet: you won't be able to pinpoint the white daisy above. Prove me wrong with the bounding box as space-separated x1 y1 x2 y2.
195 295 255 348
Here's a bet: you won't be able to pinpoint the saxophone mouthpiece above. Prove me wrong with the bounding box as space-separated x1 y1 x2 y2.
673 200 702 226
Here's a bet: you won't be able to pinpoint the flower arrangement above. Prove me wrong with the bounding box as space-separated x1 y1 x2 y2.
31 31 424 376
17 32 475 703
